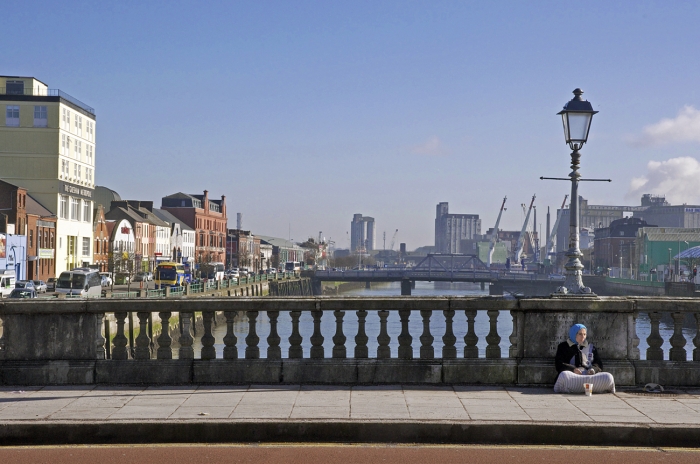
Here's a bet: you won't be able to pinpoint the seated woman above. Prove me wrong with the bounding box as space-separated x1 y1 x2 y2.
554 323 616 394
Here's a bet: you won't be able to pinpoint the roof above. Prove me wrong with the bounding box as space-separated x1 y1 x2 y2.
257 235 303 249
152 208 194 232
676 246 700 259
641 230 700 242
93 186 122 211
25 194 53 218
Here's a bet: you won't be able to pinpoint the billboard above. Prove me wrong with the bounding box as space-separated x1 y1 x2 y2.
0 234 5 258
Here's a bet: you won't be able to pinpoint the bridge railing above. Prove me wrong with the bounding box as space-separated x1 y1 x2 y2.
0 297 698 386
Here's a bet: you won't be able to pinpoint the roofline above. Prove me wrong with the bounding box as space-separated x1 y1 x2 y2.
0 75 49 87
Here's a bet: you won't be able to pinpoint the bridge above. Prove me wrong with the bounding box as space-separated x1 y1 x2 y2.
313 254 561 295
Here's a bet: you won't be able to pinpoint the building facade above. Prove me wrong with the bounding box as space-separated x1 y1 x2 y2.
0 76 96 274
93 205 109 272
153 208 195 264
434 202 481 254
350 214 375 252
634 227 700 280
594 217 655 278
161 191 227 266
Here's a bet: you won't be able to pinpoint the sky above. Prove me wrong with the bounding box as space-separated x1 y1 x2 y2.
4 1 700 250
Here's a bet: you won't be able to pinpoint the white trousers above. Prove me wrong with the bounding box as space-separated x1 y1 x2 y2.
553 370 616 394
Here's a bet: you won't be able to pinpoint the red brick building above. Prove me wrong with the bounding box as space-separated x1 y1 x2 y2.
93 205 109 272
161 191 227 265
0 180 57 281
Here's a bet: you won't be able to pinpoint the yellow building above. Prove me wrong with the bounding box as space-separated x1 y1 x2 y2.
0 76 96 275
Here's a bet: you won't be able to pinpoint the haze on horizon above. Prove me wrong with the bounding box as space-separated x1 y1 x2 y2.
5 1 700 250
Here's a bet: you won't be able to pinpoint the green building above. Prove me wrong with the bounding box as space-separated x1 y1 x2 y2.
635 227 700 280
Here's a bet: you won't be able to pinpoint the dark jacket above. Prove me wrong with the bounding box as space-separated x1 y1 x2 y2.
555 340 603 374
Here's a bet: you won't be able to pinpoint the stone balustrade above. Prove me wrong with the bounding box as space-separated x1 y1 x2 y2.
0 296 698 386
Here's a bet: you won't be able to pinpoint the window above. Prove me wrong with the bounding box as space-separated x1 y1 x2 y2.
59 195 68 219
83 200 91 222
6 80 24 95
29 230 33 248
61 159 69 177
86 144 93 165
70 197 80 221
82 237 90 256
33 105 47 127
66 136 71 156
61 134 66 155
73 162 78 179
86 168 93 183
77 115 82 136
77 164 82 180
74 114 78 133
76 140 81 161
5 105 19 126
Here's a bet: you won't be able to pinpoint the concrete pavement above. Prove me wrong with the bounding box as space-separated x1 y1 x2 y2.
1 385 700 446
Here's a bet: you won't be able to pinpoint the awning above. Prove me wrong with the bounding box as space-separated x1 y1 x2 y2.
675 245 700 259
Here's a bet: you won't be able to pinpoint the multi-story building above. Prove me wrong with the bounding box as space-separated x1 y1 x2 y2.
153 208 196 264
0 180 56 281
350 214 375 252
226 229 261 271
0 76 96 274
161 191 227 265
434 202 481 254
92 205 110 272
258 236 305 269
594 217 655 278
634 227 700 280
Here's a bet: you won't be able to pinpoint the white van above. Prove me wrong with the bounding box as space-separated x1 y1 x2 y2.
55 268 102 298
0 270 16 298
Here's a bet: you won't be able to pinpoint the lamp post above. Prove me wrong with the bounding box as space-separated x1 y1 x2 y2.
554 89 598 295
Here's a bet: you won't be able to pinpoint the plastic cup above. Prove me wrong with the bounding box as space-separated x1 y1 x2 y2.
584 383 593 396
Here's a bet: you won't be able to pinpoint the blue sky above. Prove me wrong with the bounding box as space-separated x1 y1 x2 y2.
5 1 700 249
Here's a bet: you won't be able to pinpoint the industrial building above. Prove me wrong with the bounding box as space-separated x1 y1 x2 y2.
350 214 375 252
434 202 481 254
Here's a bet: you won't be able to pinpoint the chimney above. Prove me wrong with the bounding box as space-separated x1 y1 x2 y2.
203 190 209 212
237 213 242 230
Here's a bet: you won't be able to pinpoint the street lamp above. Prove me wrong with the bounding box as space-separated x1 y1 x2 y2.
554 88 598 295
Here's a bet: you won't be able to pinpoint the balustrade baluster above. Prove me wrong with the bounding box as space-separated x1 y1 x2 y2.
355 310 368 358
442 309 456 359
694 313 700 362
267 311 281 359
95 313 106 360
629 311 640 360
398 309 412 359
245 311 260 359
201 311 216 360
135 312 152 359
223 311 238 359
485 309 501 359
178 312 194 359
508 311 518 358
377 310 391 359
464 309 478 358
112 312 128 360
310 310 324 358
420 310 434 359
669 312 687 362
157 312 173 359
646 312 664 361
289 311 303 358
332 310 346 358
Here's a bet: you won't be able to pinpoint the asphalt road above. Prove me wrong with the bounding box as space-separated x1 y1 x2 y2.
1 444 699 464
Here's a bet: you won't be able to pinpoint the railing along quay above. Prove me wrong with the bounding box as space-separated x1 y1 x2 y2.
0 296 698 386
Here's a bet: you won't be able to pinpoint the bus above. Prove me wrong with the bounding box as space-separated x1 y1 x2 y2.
200 262 225 281
285 261 302 273
55 268 102 298
155 262 187 289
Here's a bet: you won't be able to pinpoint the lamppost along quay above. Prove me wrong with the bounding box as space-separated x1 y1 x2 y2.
541 88 609 296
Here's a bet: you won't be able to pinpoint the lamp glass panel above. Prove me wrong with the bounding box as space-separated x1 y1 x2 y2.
567 113 592 142
561 113 570 142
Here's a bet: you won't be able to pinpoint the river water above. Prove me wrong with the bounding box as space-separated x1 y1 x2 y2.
192 282 697 361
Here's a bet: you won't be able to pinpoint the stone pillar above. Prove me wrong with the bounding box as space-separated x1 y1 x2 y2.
164 286 171 298
669 312 687 361
134 312 152 359
185 283 191 296
245 311 260 359
398 310 412 359
355 310 369 358
112 312 129 360
401 280 412 296
201 311 216 360
223 311 238 359
178 312 194 359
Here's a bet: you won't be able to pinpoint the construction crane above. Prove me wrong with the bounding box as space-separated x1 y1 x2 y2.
389 229 399 251
487 196 507 268
514 194 536 266
545 194 568 257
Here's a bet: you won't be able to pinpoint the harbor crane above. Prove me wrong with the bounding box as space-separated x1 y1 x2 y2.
514 194 536 265
389 229 399 251
545 194 568 257
487 196 507 268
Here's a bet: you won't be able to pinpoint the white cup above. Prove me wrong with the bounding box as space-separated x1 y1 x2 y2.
584 383 593 396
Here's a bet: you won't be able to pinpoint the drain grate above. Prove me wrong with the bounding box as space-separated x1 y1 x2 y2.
624 391 680 397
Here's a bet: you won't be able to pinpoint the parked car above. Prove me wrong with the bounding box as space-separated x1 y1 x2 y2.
267 268 277 274
99 272 113 286
46 277 57 291
15 280 36 291
32 280 47 293
132 273 145 282
144 272 153 281
8 289 38 299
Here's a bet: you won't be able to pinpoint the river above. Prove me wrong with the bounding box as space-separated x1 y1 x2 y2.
192 281 697 361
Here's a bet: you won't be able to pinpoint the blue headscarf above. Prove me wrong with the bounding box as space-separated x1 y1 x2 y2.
569 323 587 344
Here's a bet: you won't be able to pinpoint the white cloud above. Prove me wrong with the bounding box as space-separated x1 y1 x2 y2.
410 136 450 156
631 106 700 147
627 156 700 204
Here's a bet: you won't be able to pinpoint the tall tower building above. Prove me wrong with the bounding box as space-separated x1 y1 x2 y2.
350 214 376 252
0 76 96 274
434 202 481 253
